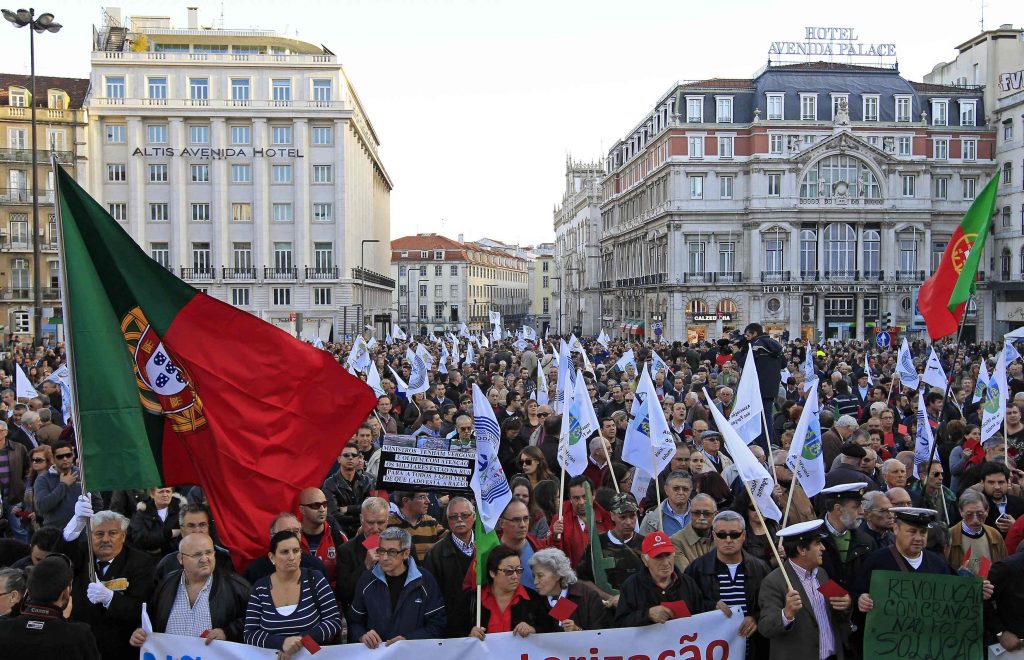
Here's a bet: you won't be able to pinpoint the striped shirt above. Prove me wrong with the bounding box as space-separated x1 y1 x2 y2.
784 561 835 660
388 511 445 562
244 569 341 649
716 561 746 614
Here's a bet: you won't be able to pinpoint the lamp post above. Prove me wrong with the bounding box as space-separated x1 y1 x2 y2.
3 8 61 346
359 239 380 333
417 277 430 335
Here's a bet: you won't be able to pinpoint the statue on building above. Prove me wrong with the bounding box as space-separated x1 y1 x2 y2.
834 97 850 126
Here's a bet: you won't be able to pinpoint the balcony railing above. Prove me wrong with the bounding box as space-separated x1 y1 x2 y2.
824 270 858 281
264 266 297 280
181 267 215 280
41 287 61 300
683 272 710 284
222 267 256 280
760 271 791 282
0 148 75 164
1 287 30 300
716 271 743 283
894 270 925 282
863 270 884 281
350 266 395 289
306 266 339 280
799 271 819 282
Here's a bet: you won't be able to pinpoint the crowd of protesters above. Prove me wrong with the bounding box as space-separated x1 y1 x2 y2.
0 326 1022 659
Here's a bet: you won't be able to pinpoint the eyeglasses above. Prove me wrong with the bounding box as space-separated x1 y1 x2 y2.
669 486 690 493
502 515 531 525
183 521 210 530
496 567 525 576
447 512 474 521
691 510 716 517
961 511 987 520
91 529 123 539
301 501 329 510
31 457 46 463
54 452 73 459
377 548 408 558
340 452 360 459
180 549 216 560
537 413 550 418
714 531 743 540
520 459 535 466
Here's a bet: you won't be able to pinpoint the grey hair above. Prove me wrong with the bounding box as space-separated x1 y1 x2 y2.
380 526 412 551
836 415 859 429
712 510 746 530
589 436 607 452
881 459 904 475
445 496 476 518
958 489 989 511
361 496 390 514
21 411 39 425
0 420 7 431
92 510 130 531
863 491 890 512
665 470 693 485
0 567 26 597
38 408 51 423
529 547 577 587
692 493 718 509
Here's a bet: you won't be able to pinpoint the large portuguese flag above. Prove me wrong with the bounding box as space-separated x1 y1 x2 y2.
918 176 999 341
55 165 376 568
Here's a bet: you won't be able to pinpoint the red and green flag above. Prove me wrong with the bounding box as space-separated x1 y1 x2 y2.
918 176 999 340
55 165 376 569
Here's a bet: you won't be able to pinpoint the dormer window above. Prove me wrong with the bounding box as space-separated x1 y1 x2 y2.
8 87 27 107
47 90 67 109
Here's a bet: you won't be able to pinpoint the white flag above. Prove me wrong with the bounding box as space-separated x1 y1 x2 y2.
704 388 782 521
597 330 610 350
14 363 36 400
393 325 407 341
568 334 592 371
729 348 764 445
554 339 575 414
449 339 459 366
523 326 537 341
347 336 371 373
896 338 921 389
405 348 430 396
491 325 502 342
480 333 489 349
615 349 637 373
786 382 825 497
780 368 791 384
535 363 549 406
863 354 873 386
974 359 990 404
465 343 476 364
387 365 408 393
1005 339 1023 368
438 343 449 375
470 383 512 532
913 387 936 478
488 310 501 326
558 370 598 477
415 342 433 369
650 350 669 376
44 364 73 424
385 331 394 345
366 336 377 350
803 345 816 392
622 366 675 479
366 361 386 399
922 348 947 390
513 338 528 352
459 323 471 339
981 351 1008 445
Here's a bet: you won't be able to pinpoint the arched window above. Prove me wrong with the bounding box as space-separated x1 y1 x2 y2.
800 155 881 198
863 229 881 276
717 299 737 315
686 299 708 315
824 223 856 274
1001 248 1012 281
800 229 817 274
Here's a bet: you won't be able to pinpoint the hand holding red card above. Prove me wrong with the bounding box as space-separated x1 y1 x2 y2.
978 556 992 579
897 423 908 435
301 635 322 654
661 600 691 619
548 597 578 621
362 534 380 550
817 579 848 599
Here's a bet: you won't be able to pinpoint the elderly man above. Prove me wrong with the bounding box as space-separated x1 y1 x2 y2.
886 487 913 508
0 567 26 617
348 527 446 647
423 497 477 638
577 492 646 608
583 436 613 489
822 414 859 468
640 470 694 536
447 413 476 452
669 493 718 571
880 458 908 491
818 483 876 591
947 490 1007 573
824 442 878 489
34 408 62 445
335 497 390 608
699 430 734 474
129 534 251 647
860 490 894 547
909 461 957 526
59 497 157 660
614 531 712 627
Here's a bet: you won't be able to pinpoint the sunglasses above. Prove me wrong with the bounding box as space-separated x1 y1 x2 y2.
55 453 73 459
496 567 525 576
301 501 328 510
537 412 550 418
714 531 743 540
520 459 535 466
31 457 46 464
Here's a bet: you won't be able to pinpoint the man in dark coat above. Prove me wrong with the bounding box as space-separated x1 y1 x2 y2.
423 497 476 638
818 484 876 591
576 492 645 606
335 497 390 608
985 544 1024 651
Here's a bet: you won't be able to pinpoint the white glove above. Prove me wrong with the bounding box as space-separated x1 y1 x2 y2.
62 494 94 541
87 579 114 608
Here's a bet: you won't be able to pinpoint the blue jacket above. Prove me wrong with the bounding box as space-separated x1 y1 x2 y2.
347 558 446 642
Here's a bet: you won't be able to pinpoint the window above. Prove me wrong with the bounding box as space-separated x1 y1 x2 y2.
313 287 331 305
271 126 292 145
189 78 209 101
688 242 705 274
767 173 782 196
11 311 28 334
450 285 459 298
686 96 703 123
718 242 735 272
767 93 784 120
933 177 948 199
690 175 704 199
932 100 948 126
1001 248 1012 280
191 203 210 222
895 95 912 122
764 239 784 272
149 164 168 183
1002 206 1012 228
959 100 977 126
452 264 459 275
230 78 250 102
150 204 169 222
311 126 333 145
716 97 733 123
932 241 947 271
272 288 291 306
271 164 293 183
106 124 126 143
148 125 168 144
434 250 444 260
230 126 251 145
106 164 126 182
312 165 332 183
434 285 443 297
313 242 334 269
433 264 442 277
108 202 127 221
800 94 817 120
150 242 169 268
9 217 28 246
799 154 880 198
189 125 210 145
963 177 977 200
934 138 949 160
190 164 210 183
148 77 168 99
7 128 25 149
1004 119 1014 141
899 239 918 272
962 139 977 161
271 79 292 102
231 288 251 306
831 94 848 119
718 135 734 159
824 223 856 273
824 298 855 316
105 75 125 98
272 203 293 222
312 79 332 102
8 88 26 106
312 203 333 222
230 202 251 224
192 243 211 271
688 136 704 158
231 164 251 183
720 175 734 199
1004 162 1013 185
800 229 817 274
419 305 428 319
273 242 293 270
769 134 783 154
232 242 252 269
897 137 911 156
902 175 916 197
862 95 879 121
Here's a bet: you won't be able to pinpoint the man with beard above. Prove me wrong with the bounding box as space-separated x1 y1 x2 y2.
818 484 876 592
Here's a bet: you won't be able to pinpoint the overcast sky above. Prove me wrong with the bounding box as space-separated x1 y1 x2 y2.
1 0 1019 245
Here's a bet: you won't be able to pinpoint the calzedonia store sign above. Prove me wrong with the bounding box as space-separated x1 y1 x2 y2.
131 147 303 159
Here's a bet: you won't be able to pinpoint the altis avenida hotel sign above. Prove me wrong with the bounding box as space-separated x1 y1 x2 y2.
131 147 303 159
769 27 896 58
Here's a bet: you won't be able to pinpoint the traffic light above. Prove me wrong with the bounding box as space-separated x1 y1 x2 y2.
882 311 893 328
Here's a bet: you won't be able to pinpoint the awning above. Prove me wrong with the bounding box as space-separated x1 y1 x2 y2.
631 321 646 335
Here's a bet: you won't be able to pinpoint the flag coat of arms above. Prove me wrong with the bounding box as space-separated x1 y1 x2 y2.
622 365 675 481
558 370 596 477
973 359 990 404
786 382 825 497
980 352 1007 445
54 166 375 569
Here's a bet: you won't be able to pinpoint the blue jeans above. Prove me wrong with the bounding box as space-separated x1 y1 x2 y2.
5 506 29 542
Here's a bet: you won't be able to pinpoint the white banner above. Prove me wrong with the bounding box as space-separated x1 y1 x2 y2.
140 608 743 660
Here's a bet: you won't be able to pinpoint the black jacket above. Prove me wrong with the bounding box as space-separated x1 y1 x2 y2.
422 533 474 637
470 585 559 634
564 581 610 630
128 494 186 557
335 534 370 609
0 603 100 660
820 524 877 591
613 567 711 628
738 335 784 400
984 547 1024 643
985 493 1024 531
153 544 234 583
149 568 251 641
321 470 375 538
684 550 771 658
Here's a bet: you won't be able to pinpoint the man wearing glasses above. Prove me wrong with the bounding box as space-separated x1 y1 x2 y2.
32 441 100 530
297 487 347 590
669 493 718 571
0 419 29 541
336 497 390 609
152 503 234 582
129 533 251 648
423 497 477 637
447 414 476 453
323 442 375 538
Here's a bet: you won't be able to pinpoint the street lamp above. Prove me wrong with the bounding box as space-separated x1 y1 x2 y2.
3 8 61 346
359 239 380 332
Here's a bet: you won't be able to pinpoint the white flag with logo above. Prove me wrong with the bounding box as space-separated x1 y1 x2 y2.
438 342 449 375
534 362 549 406
704 388 782 521
470 384 512 532
489 309 501 326
14 363 36 400
347 336 371 374
449 339 459 366
366 361 386 399
415 342 433 369
913 387 935 478
492 325 502 342
1005 339 1023 368
974 359 990 404
863 354 873 386
622 365 675 480
597 330 610 350
387 365 409 393
385 330 393 345
981 351 1008 445
616 349 637 373
896 338 920 389
393 325 407 341
786 382 825 497
729 348 764 445
922 348 947 390
803 346 816 392
523 326 537 342
44 364 73 424
651 350 669 376
554 339 575 413
558 370 597 477
465 343 476 365
366 336 377 350
405 348 430 396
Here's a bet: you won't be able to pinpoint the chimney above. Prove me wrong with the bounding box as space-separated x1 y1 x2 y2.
458 233 464 243
187 6 198 29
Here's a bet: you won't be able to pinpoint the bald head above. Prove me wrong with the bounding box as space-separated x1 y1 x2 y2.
298 488 329 532
177 532 215 580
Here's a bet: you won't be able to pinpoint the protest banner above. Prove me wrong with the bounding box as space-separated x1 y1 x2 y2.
375 439 475 493
141 607 744 660
864 570 983 660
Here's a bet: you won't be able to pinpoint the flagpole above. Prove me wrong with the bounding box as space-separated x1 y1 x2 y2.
654 470 664 530
761 409 779 483
743 479 792 591
50 158 96 582
924 294 973 473
781 453 804 528
556 441 566 543
603 441 620 493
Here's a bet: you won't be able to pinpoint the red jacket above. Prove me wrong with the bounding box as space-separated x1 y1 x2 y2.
552 500 612 567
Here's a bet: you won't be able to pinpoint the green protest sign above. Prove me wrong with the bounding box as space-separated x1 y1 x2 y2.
864 570 983 660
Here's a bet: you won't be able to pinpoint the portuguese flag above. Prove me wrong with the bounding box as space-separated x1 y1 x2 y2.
55 165 376 568
918 176 999 340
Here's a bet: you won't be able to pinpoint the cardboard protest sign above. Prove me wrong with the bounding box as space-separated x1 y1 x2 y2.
864 570 983 660
376 439 475 493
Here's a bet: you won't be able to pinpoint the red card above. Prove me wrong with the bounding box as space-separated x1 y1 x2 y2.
548 597 578 621
662 600 692 618
961 545 973 567
362 534 380 550
897 424 908 435
978 557 992 579
817 579 848 599
199 630 210 638
883 432 895 448
301 635 322 654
